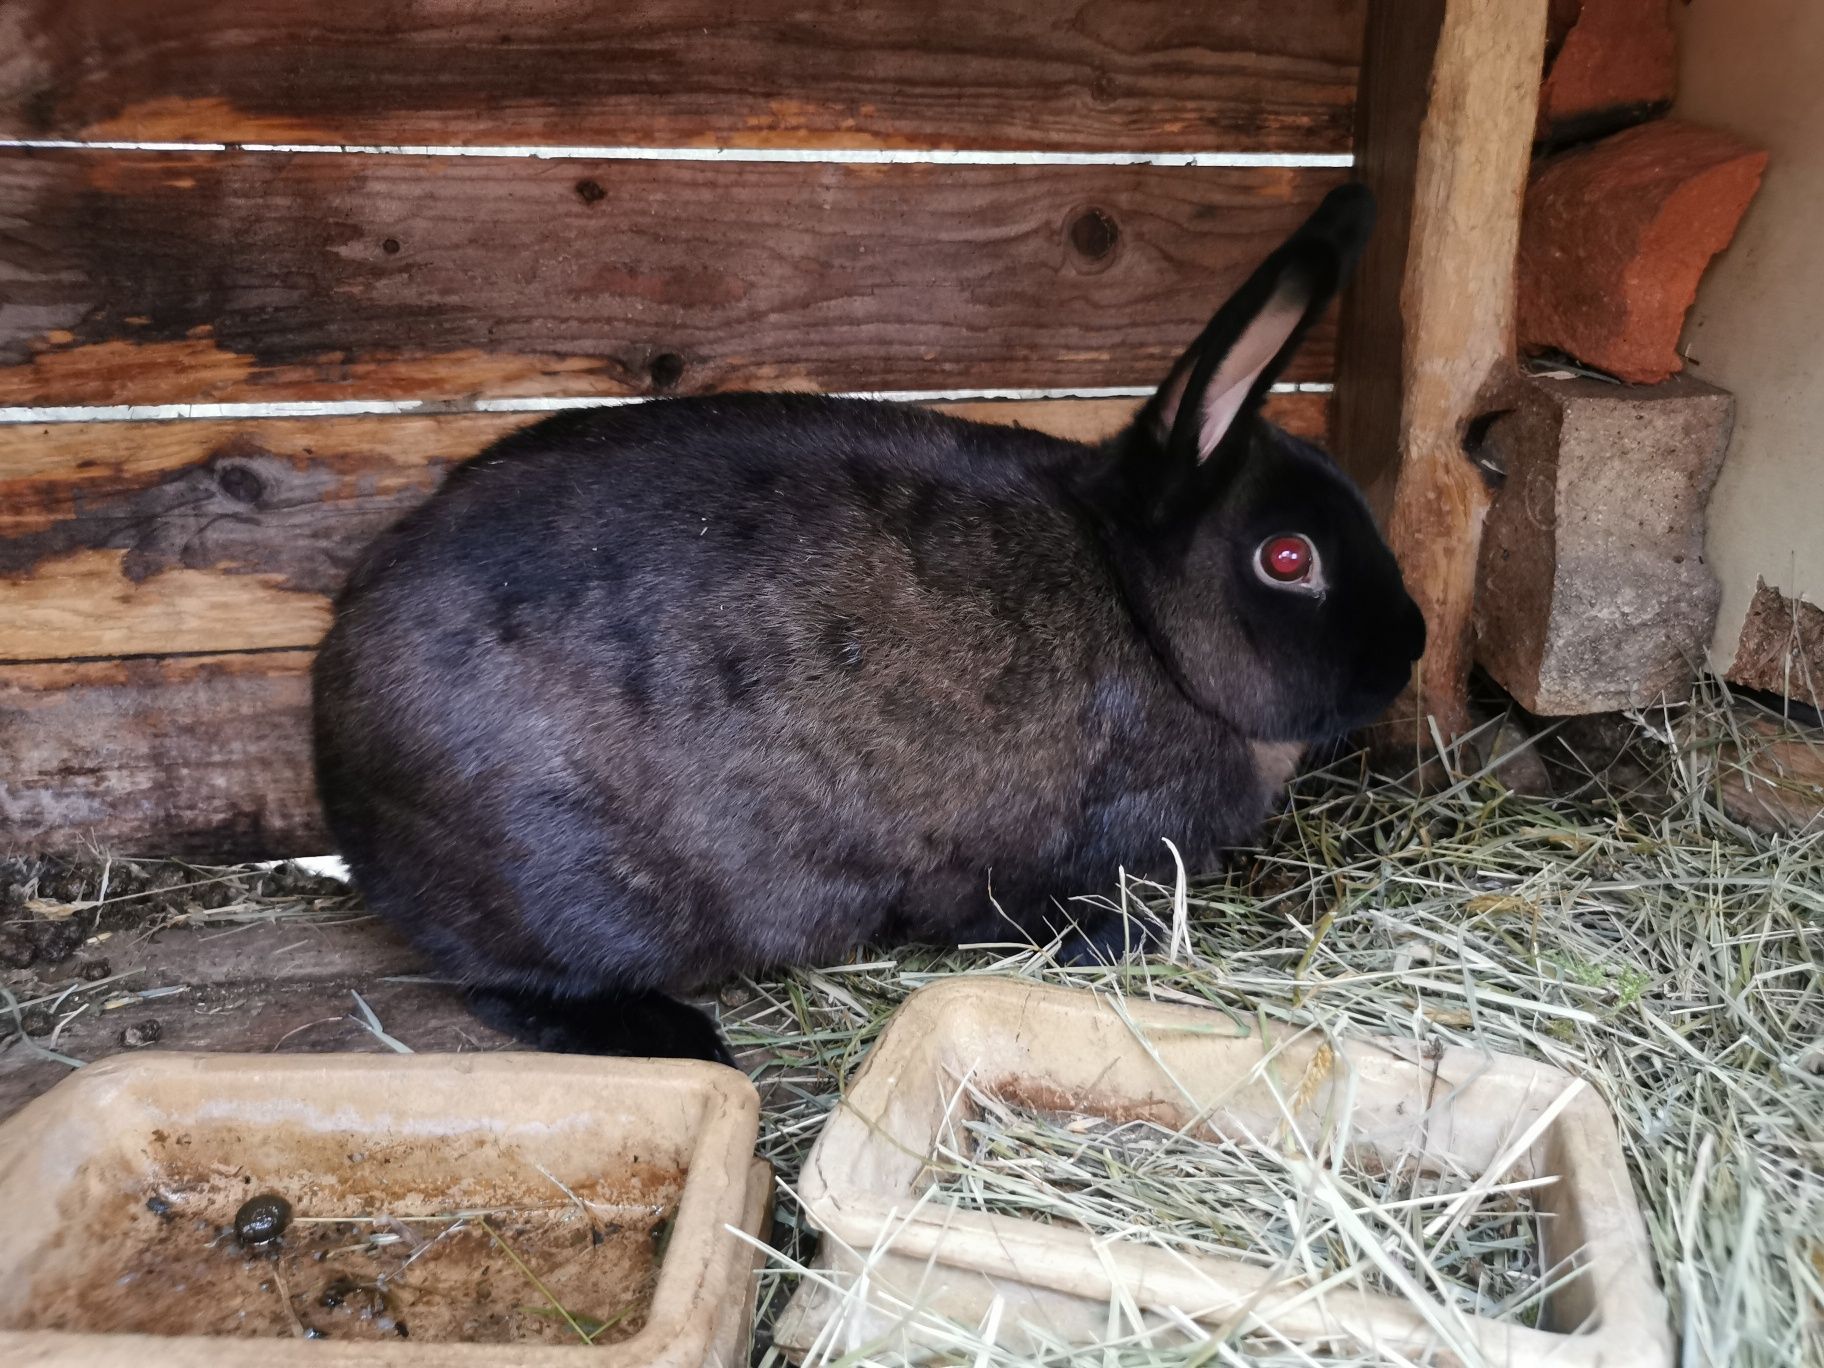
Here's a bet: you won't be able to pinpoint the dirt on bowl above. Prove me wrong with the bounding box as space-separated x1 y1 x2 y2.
12 1132 685 1344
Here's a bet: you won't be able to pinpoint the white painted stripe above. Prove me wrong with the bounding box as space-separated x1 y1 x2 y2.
0 383 1332 425
0 137 1352 168
2 138 235 152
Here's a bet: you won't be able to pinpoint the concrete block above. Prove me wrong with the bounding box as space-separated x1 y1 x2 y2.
1476 373 1734 715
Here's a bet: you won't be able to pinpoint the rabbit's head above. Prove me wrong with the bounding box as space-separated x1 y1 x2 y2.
1095 184 1426 743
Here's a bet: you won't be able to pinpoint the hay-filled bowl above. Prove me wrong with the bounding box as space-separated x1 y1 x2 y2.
0 1052 768 1367
777 976 1671 1367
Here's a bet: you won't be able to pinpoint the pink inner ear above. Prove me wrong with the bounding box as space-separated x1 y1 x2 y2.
1190 290 1306 462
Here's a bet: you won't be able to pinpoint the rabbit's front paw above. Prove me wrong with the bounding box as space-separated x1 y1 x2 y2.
1056 915 1154 967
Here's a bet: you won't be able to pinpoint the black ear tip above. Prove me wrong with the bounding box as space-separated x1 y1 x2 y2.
1324 182 1376 215
1310 182 1377 248
1278 183 1374 288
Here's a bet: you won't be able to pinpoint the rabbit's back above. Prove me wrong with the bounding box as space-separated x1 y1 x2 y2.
313 396 1258 992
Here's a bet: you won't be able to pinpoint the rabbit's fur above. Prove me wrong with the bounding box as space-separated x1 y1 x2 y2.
312 185 1424 1061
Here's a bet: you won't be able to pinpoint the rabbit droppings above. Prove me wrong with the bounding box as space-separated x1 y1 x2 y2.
312 185 1425 1063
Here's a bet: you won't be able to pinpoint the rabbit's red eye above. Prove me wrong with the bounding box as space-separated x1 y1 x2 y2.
1259 534 1314 584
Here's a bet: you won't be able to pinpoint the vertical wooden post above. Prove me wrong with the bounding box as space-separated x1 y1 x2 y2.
1334 0 1549 745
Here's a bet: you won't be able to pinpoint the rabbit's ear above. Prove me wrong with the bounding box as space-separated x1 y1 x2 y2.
1144 184 1375 467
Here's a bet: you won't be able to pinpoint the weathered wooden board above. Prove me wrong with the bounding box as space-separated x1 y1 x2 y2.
936 391 1326 444
0 414 527 661
0 394 1326 662
0 150 1343 406
0 394 1329 858
0 651 327 859
0 0 1364 153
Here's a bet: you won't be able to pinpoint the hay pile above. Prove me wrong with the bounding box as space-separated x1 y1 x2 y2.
735 693 1822 1366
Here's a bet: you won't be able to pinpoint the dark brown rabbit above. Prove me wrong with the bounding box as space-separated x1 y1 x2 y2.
312 184 1424 1063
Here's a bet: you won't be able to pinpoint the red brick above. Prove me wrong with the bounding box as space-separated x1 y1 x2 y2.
1539 0 1677 141
1517 119 1767 384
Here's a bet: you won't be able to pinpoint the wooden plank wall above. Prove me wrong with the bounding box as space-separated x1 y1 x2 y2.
0 0 1364 858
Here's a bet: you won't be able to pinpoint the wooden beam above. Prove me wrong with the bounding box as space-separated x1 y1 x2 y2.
0 0 1364 154
1333 0 1548 744
0 150 1342 406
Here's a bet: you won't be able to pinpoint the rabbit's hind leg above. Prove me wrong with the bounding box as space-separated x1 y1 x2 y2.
1055 910 1158 967
464 985 734 1065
